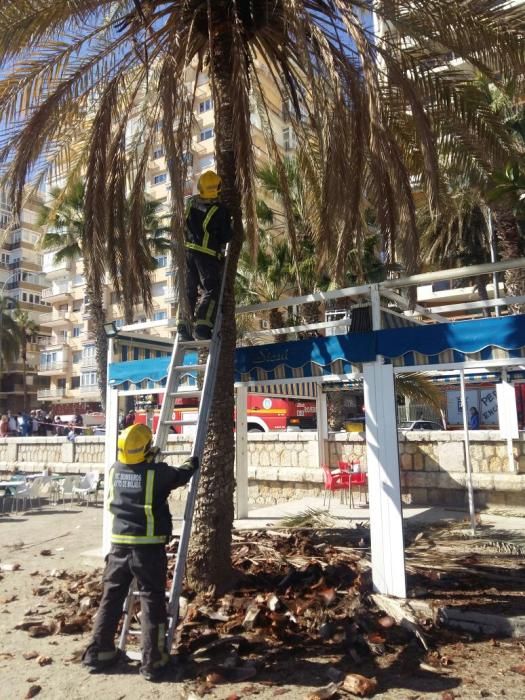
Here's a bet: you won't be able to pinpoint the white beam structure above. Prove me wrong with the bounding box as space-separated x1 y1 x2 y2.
235 385 249 518
363 361 406 598
103 337 119 556
316 387 328 468
459 369 477 534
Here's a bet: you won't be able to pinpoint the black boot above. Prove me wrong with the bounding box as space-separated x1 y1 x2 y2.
177 321 193 342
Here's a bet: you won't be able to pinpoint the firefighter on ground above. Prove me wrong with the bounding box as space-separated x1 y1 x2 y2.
177 170 233 342
82 424 198 682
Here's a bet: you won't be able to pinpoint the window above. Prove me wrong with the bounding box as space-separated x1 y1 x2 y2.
115 319 125 329
34 296 40 304
153 147 165 159
155 255 167 268
152 282 166 297
83 344 96 359
72 325 82 338
153 310 167 321
71 376 80 389
199 98 213 113
72 351 82 364
199 128 214 142
81 372 98 387
73 299 82 312
198 154 215 171
153 173 167 185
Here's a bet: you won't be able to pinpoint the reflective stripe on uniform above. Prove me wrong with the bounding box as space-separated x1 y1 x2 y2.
111 534 167 544
185 203 219 257
144 469 155 537
201 205 218 251
97 650 118 661
185 241 219 257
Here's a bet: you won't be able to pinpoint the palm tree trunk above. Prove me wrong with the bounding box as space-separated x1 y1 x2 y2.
492 204 525 313
186 35 242 592
269 308 287 343
22 342 28 412
88 286 108 412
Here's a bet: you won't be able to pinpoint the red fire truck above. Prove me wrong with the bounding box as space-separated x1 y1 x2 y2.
135 393 317 433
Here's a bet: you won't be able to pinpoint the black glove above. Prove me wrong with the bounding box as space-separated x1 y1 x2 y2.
178 456 199 475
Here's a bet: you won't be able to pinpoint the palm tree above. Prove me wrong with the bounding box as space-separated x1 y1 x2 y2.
13 309 38 411
236 231 296 340
1 2 524 591
418 185 495 314
39 180 168 407
0 296 20 371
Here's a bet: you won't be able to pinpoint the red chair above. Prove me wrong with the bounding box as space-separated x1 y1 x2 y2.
349 471 368 505
321 465 350 508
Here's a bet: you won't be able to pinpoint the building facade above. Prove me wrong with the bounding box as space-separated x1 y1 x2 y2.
37 63 292 411
0 190 52 413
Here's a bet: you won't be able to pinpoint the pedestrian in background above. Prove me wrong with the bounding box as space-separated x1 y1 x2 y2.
469 406 480 429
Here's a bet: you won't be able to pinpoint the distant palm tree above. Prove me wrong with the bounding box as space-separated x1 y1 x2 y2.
0 296 21 370
39 180 168 407
1 0 524 590
13 309 38 411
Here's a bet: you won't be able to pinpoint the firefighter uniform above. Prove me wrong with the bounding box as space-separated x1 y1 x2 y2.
82 424 198 681
178 171 232 341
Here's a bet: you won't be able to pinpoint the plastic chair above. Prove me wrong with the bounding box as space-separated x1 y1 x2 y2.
349 471 368 505
12 477 44 512
73 472 100 505
321 464 350 509
56 475 81 507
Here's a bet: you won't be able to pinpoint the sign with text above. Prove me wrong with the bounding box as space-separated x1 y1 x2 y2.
496 382 519 439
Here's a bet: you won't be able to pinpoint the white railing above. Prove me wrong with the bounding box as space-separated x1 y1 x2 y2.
42 281 72 298
40 310 71 324
37 388 66 399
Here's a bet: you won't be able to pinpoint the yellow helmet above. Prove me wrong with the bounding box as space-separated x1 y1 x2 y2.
117 423 153 465
198 170 221 200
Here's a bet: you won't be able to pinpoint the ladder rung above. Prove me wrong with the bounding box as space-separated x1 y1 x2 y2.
174 363 206 372
179 340 211 349
166 419 198 426
170 390 202 398
161 450 193 456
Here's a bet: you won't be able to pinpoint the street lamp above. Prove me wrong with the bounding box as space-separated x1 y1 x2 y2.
103 320 119 338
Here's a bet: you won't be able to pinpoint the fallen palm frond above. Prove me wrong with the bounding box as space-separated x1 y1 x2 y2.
278 507 339 529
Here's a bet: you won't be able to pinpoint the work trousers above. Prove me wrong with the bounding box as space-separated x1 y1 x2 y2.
86 544 168 672
186 251 222 332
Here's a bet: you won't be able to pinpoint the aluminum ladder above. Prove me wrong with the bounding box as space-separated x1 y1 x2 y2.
117 254 228 660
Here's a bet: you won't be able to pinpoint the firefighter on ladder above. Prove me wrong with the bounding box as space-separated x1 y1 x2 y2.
82 424 198 681
177 170 232 341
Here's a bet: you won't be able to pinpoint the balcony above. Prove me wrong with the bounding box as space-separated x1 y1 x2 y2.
42 259 73 279
68 386 100 400
81 356 98 370
42 281 72 301
38 361 69 375
39 310 72 327
165 287 179 303
37 388 66 400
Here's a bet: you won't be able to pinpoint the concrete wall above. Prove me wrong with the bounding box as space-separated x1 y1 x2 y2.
1 431 524 508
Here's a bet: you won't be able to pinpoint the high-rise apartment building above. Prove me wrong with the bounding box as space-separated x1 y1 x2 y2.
37 62 292 411
0 190 52 413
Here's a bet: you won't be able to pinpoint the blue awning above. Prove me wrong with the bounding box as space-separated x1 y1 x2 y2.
108 315 525 386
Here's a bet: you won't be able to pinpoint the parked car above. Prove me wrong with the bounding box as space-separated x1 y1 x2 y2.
399 420 444 431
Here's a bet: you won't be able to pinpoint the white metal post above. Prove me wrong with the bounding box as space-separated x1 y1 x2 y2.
370 284 382 331
363 361 406 598
235 384 249 518
459 369 477 533
316 386 328 468
497 369 519 473
102 337 119 555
